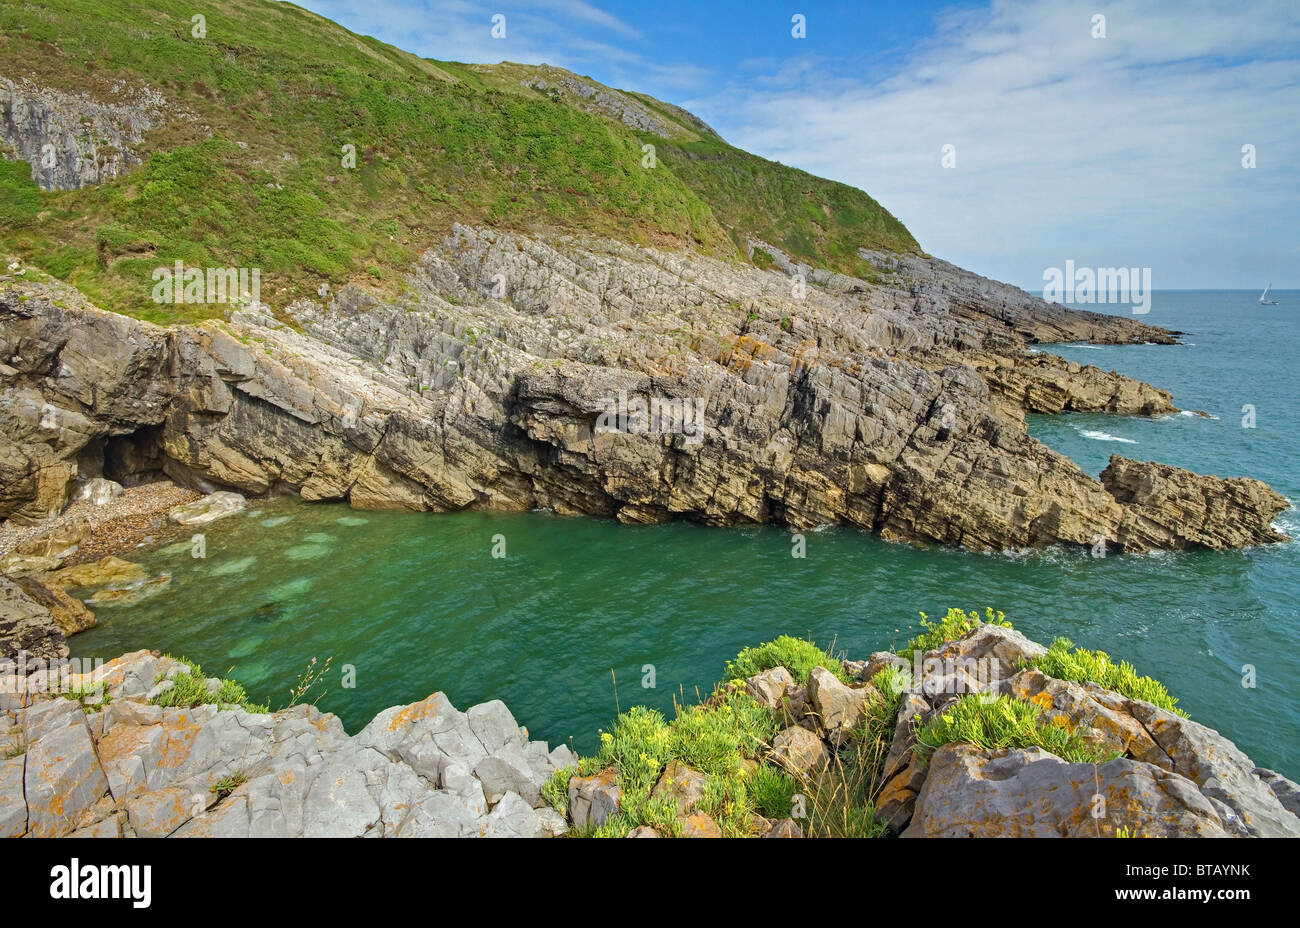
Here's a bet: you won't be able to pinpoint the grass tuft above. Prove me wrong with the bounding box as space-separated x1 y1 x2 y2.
1026 637 1187 717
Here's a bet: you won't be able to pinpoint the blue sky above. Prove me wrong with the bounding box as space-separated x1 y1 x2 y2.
293 0 1300 290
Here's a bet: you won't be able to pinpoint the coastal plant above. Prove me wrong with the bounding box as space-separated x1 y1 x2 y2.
542 766 574 816
914 693 1117 765
571 682 782 837
209 774 246 799
748 763 797 819
795 666 909 838
56 683 111 708
1024 638 1187 717
898 607 1011 661
285 655 333 709
725 635 849 685
150 657 269 714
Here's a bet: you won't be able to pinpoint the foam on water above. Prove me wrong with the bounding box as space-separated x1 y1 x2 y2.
1077 429 1138 444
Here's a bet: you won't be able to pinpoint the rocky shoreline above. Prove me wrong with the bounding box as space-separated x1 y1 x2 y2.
1 231 1289 561
1 232 1292 686
3 618 1296 838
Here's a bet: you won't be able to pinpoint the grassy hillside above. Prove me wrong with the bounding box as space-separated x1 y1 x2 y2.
0 0 919 323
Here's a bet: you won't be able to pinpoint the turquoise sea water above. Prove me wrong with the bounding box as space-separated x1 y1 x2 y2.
70 292 1299 770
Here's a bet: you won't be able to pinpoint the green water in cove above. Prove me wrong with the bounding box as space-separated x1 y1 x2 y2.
71 292 1299 771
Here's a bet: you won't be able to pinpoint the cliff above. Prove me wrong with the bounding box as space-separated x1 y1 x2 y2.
0 235 1286 561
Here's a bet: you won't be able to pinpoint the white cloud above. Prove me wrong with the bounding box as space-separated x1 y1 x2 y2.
688 0 1300 289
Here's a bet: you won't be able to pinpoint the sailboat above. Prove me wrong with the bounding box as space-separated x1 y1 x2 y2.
1259 283 1279 305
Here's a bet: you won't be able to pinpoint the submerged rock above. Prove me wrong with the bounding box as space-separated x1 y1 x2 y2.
40 555 146 590
168 491 246 526
87 573 170 607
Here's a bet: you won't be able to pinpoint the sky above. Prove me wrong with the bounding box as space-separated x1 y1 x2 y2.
293 0 1300 290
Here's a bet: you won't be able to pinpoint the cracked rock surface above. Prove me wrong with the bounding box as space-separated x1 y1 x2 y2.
1 226 1287 558
0 650 575 838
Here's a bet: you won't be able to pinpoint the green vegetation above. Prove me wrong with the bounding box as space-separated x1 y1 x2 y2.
149 657 269 714
724 634 849 685
914 693 1118 765
1025 637 1187 717
899 607 1011 661
747 762 798 819
0 0 918 323
534 608 1194 837
648 134 918 277
566 684 780 837
209 774 247 798
56 683 111 708
542 766 574 817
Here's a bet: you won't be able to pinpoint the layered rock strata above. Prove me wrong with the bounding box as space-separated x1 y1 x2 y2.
0 228 1287 560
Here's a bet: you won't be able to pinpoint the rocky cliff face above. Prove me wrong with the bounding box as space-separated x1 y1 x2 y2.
0 651 574 838
0 227 1287 556
0 77 169 191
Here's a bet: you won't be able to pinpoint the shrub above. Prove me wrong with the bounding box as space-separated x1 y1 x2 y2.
149 657 268 714
749 763 797 819
914 693 1117 765
542 766 573 816
725 635 849 685
1027 637 1187 717
570 682 782 837
899 607 1010 661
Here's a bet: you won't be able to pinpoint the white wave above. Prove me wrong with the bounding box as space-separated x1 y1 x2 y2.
1077 429 1138 444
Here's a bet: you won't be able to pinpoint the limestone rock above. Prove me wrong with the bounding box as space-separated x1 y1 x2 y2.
568 766 620 829
762 818 804 838
0 754 26 838
679 810 723 837
77 477 123 506
745 666 794 709
12 574 95 636
0 574 66 661
653 760 707 815
3 229 1282 560
807 665 869 734
23 709 109 837
860 651 909 683
903 744 1233 838
1125 701 1300 837
39 555 146 590
483 791 542 838
1255 769 1300 817
168 491 246 525
770 725 830 776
